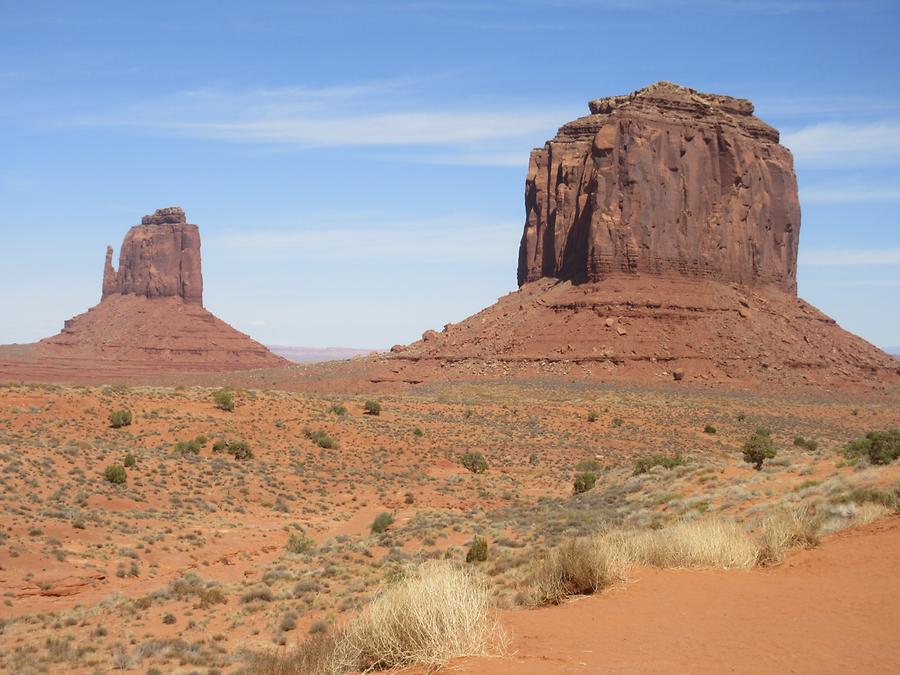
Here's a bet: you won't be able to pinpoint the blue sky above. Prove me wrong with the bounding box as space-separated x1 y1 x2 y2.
1 0 898 350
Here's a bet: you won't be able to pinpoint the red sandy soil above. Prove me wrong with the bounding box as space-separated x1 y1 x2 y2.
455 517 900 674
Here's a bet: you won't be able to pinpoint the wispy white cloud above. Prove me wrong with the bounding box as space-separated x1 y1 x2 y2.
207 214 519 264
783 121 900 168
73 81 568 165
799 248 900 265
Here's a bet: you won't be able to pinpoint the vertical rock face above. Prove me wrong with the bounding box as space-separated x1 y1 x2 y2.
517 82 800 293
102 207 203 304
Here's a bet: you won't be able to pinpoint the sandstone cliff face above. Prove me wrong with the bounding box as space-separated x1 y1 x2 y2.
518 82 800 293
102 207 203 304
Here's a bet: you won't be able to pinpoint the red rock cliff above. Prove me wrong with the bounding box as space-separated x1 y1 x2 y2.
517 82 800 293
102 206 203 304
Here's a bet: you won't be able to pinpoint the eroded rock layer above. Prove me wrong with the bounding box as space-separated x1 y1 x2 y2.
102 207 203 303
518 82 800 293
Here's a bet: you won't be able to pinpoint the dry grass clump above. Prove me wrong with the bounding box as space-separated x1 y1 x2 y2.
615 518 761 570
247 561 503 674
527 511 826 606
336 561 504 671
529 538 628 605
756 506 821 566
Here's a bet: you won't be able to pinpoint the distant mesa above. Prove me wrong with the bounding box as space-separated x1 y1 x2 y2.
376 82 899 389
0 207 286 382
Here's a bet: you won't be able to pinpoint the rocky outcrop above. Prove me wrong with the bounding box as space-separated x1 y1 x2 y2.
0 206 286 381
102 206 203 304
518 82 800 293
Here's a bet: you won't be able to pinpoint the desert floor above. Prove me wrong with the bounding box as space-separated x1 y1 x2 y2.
0 379 897 673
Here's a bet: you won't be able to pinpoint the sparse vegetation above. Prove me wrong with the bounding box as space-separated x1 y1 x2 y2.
461 451 488 474
108 408 133 428
573 471 597 494
466 535 488 563
793 436 819 451
213 388 235 411
174 435 206 454
304 428 338 449
843 429 900 465
371 512 395 534
742 427 776 470
364 399 382 416
103 464 127 484
633 453 686 475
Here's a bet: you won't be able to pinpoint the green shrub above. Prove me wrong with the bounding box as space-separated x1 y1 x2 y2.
587 411 599 423
633 453 686 475
466 535 488 563
363 400 382 416
228 441 253 460
108 409 133 428
843 429 900 465
103 464 127 484
793 436 819 451
742 427 776 470
413 427 423 437
460 451 488 474
703 425 717 434
839 485 900 510
371 512 394 534
175 436 206 454
304 428 338 449
213 388 235 412
575 459 601 473
610 418 624 428
212 439 228 453
123 452 136 468
573 472 597 494
286 532 315 554
329 403 348 416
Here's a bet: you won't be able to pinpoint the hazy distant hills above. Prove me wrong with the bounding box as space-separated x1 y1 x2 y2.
267 346 378 363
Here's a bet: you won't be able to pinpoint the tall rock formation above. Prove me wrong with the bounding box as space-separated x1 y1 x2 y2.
518 81 799 293
0 207 286 382
375 83 898 390
102 207 203 304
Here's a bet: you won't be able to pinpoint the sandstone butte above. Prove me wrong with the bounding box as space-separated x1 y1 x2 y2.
377 82 899 389
0 207 285 381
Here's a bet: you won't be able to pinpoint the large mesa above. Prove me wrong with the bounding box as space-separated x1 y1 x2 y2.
518 81 799 292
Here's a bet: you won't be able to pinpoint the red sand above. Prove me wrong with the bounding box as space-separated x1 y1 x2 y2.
455 517 900 674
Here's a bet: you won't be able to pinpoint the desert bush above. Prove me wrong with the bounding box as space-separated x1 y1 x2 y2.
103 464 127 485
703 424 716 434
573 472 597 494
213 388 235 411
793 436 819 451
610 417 624 428
174 436 206 454
633 453 686 475
460 451 488 474
363 399 382 416
123 452 136 468
587 411 598 422
227 440 253 460
756 506 821 565
329 403 348 416
575 459 601 472
839 485 900 511
286 532 315 554
413 426 423 437
529 538 627 605
108 409 133 428
241 586 275 603
305 428 338 449
843 429 900 465
371 512 395 534
335 561 503 670
742 427 776 470
466 536 488 563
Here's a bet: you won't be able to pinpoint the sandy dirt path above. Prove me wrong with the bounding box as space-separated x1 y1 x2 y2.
453 517 900 674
